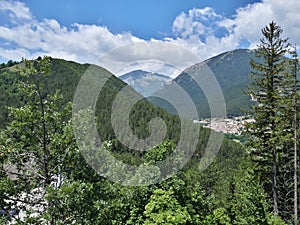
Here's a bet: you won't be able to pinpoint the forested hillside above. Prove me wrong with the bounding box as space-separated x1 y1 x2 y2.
151 49 256 118
0 56 254 224
0 21 299 225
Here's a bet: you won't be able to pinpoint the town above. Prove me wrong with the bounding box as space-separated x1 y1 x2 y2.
194 116 255 135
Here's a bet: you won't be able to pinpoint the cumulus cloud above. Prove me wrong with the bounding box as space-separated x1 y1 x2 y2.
0 46 32 61
168 0 300 60
0 0 32 21
0 1 200 76
0 0 299 77
166 7 239 60
0 16 142 64
234 0 300 47
172 7 224 39
97 41 201 77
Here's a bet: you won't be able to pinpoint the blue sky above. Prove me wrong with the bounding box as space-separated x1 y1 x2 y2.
0 0 299 76
22 0 259 40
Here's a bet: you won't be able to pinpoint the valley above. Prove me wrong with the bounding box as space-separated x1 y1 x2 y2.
0 37 298 224
0 1 299 224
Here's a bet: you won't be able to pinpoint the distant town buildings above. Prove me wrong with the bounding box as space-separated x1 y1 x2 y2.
193 116 255 135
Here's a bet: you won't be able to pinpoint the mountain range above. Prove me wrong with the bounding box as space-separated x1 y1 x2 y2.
0 48 257 128
150 49 255 118
0 58 184 153
1 56 246 177
0 55 248 225
119 70 171 97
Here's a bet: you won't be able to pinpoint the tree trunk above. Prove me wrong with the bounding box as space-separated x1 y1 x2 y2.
272 148 279 215
36 80 51 186
293 60 298 225
294 101 298 225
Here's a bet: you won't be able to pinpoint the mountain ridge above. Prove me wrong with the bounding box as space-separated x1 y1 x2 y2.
0 58 184 152
150 49 256 118
119 70 171 97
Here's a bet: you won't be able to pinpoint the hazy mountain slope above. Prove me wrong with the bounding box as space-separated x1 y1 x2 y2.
151 49 256 118
0 57 248 168
0 58 183 148
119 70 171 97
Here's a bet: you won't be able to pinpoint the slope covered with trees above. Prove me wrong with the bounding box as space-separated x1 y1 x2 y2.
0 21 298 224
0 55 252 224
151 49 256 118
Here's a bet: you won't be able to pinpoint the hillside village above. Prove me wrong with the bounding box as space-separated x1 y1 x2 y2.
194 116 255 135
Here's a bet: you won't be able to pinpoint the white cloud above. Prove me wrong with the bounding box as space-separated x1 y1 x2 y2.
0 2 201 76
0 12 143 65
172 7 223 39
0 0 32 21
221 1 276 48
0 46 32 60
168 0 300 60
114 60 182 78
167 7 239 60
96 41 201 77
0 0 299 77
230 0 300 48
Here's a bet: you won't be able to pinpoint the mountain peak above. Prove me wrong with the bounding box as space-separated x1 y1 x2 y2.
152 48 256 118
119 70 171 97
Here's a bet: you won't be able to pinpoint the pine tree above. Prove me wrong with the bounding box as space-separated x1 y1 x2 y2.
273 45 300 223
246 21 290 216
290 45 299 225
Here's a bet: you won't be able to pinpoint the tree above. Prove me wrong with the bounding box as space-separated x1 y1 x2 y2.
290 45 299 225
143 188 191 225
231 167 270 225
203 208 231 225
0 57 75 224
246 21 290 217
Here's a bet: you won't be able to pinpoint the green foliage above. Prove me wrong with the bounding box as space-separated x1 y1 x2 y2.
267 214 287 225
0 52 292 224
0 56 81 223
45 181 105 224
145 140 175 163
203 208 231 225
0 216 8 225
143 188 191 225
245 21 299 223
248 22 296 220
231 168 269 225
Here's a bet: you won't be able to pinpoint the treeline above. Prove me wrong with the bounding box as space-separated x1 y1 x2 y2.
0 60 19 70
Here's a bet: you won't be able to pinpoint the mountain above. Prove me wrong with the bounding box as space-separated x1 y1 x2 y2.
119 70 171 97
0 57 249 225
150 49 256 118
0 57 246 160
0 58 128 133
0 58 185 152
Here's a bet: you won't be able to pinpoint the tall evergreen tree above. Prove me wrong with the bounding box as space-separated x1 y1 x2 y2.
272 44 300 223
290 45 299 225
246 21 290 217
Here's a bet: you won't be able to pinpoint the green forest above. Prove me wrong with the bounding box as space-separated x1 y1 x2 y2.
0 21 299 225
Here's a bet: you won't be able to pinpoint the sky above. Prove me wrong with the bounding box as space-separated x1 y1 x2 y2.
0 0 300 76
